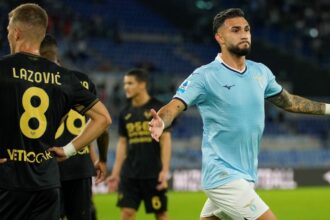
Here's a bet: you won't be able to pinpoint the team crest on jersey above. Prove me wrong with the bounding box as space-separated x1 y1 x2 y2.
177 80 190 94
255 75 265 89
125 113 132 120
144 111 152 119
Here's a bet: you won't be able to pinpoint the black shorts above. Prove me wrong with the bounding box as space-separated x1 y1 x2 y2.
0 188 60 220
117 177 167 214
60 177 92 220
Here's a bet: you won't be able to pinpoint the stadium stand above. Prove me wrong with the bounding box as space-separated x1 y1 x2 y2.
0 0 329 170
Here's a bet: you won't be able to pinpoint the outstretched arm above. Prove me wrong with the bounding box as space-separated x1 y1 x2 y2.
149 99 186 142
268 89 330 115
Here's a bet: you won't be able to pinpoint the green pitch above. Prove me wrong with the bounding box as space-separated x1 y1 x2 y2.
94 187 330 220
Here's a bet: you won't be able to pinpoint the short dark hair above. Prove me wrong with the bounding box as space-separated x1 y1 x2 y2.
40 34 59 63
213 8 245 34
125 68 149 83
40 34 57 49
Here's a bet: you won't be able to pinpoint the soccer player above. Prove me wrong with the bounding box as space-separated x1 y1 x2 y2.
108 69 171 220
149 8 330 220
40 34 109 220
0 3 111 220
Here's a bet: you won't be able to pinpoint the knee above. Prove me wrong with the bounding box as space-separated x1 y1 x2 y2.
155 212 168 220
121 208 136 220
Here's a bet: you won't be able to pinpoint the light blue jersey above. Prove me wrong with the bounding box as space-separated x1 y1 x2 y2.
174 55 282 189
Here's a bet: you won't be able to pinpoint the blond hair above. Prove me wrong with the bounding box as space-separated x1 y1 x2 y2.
9 3 48 42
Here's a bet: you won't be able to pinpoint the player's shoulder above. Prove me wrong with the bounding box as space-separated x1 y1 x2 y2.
0 53 72 75
0 53 28 65
196 59 219 73
246 59 270 71
119 101 131 114
145 97 164 111
70 69 89 81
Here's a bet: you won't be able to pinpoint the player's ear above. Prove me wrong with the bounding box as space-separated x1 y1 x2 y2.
13 26 21 41
214 32 224 45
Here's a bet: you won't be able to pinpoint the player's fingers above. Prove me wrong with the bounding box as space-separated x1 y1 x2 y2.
156 182 165 191
151 133 159 142
48 147 62 155
0 158 7 164
150 108 158 119
95 171 102 184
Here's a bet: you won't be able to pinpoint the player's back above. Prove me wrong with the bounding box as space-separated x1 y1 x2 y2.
55 70 97 181
0 52 97 191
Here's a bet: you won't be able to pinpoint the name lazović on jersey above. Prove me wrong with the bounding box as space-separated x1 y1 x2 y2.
12 67 61 85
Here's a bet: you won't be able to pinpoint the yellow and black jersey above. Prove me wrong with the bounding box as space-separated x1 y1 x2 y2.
0 52 98 191
119 97 170 178
55 70 97 181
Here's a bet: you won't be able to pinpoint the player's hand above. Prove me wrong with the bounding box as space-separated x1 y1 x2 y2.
48 147 68 162
156 170 168 191
107 175 120 192
0 158 7 164
94 160 107 184
149 108 164 142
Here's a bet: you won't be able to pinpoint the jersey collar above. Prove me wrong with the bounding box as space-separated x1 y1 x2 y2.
216 53 247 74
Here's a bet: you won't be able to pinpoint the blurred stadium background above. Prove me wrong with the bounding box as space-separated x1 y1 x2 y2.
1 0 330 219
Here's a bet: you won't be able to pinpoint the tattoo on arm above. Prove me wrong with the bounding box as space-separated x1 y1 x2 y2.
159 100 185 127
268 89 325 115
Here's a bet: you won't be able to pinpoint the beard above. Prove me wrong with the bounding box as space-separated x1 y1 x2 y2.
228 43 251 56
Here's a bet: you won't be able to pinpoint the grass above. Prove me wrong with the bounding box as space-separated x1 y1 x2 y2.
94 187 330 220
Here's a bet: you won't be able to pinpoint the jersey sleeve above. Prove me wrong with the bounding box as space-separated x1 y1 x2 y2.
88 78 97 96
261 64 283 98
173 71 206 109
68 74 99 115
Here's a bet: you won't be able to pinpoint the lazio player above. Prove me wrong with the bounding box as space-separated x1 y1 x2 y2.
149 8 330 220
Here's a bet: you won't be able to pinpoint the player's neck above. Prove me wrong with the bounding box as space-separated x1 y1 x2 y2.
15 41 40 56
131 92 150 107
219 52 246 71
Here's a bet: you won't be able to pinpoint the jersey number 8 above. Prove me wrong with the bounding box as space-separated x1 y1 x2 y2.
20 87 49 139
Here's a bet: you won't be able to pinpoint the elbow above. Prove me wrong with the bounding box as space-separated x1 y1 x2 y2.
103 113 112 129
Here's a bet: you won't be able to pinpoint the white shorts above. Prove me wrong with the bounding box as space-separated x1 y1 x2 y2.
200 179 269 220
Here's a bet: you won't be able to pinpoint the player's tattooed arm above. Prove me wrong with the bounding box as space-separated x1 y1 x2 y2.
159 99 185 128
268 89 325 115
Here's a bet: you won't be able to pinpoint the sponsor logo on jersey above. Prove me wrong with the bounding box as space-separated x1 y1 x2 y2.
7 148 53 164
222 84 235 90
144 111 151 119
126 121 152 144
255 75 265 89
125 113 132 120
177 80 190 94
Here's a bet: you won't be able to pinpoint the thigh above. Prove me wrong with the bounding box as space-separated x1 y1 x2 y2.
0 189 31 220
117 177 142 210
204 179 269 220
140 178 167 214
29 188 60 220
0 188 60 220
62 178 92 220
